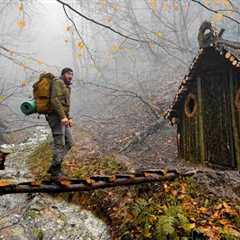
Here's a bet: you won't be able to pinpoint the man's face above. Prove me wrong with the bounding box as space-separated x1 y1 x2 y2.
63 71 73 83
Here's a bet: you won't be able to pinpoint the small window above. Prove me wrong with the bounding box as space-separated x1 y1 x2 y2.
184 93 197 118
235 88 240 111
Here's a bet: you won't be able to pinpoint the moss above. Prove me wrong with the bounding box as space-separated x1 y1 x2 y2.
27 141 52 178
32 228 44 240
71 154 125 178
24 209 41 220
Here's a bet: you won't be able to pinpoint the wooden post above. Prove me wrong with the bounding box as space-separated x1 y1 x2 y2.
229 69 240 169
197 77 205 164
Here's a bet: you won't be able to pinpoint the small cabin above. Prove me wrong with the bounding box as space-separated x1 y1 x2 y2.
165 21 240 170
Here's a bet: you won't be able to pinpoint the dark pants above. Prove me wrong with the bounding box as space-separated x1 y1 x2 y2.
46 113 74 175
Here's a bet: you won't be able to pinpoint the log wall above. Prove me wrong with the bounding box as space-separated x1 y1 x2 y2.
177 49 240 169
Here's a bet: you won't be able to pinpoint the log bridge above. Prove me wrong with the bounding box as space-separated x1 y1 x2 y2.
0 169 197 195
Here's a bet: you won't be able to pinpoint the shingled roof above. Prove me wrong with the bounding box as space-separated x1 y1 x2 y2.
164 21 240 125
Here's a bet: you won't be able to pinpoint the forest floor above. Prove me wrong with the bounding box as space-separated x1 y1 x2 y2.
0 127 110 240
28 125 240 240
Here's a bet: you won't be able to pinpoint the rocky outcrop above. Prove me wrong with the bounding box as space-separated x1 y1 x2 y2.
0 126 110 240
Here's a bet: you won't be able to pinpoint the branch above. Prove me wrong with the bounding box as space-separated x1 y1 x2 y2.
119 118 165 153
55 0 148 44
191 0 240 25
62 5 106 80
82 81 161 119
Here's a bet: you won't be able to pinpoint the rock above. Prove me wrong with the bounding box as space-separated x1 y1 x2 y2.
0 126 111 240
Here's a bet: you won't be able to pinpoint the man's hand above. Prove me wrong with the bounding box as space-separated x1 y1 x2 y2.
68 118 73 127
61 117 69 126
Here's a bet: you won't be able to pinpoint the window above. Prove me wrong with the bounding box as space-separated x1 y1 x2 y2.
184 93 197 118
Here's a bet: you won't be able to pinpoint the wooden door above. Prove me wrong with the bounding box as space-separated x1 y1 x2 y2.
201 71 235 168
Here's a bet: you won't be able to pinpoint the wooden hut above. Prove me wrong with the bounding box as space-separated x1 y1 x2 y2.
165 21 240 170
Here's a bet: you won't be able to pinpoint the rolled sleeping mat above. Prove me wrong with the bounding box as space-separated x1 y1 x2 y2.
20 100 37 115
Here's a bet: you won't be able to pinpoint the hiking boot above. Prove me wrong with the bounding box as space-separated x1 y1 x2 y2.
0 160 5 170
47 162 62 176
50 171 69 182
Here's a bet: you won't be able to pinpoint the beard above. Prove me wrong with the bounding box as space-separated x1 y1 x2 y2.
63 78 72 85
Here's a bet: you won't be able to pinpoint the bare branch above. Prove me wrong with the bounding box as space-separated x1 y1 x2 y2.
190 0 240 24
56 0 148 43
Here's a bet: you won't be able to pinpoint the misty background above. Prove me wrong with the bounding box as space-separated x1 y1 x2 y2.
0 0 239 148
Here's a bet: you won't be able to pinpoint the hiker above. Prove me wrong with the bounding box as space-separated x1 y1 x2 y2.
46 68 74 179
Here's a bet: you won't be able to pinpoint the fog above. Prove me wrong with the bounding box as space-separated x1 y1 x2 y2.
0 0 240 135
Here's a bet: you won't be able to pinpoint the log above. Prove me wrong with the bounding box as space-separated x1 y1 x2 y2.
225 52 231 59
232 60 238 66
230 56 235 62
0 170 187 195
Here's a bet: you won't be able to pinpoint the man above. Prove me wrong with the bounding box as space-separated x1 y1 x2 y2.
46 67 74 179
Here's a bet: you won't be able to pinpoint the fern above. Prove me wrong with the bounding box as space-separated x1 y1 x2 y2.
155 205 193 239
156 215 176 239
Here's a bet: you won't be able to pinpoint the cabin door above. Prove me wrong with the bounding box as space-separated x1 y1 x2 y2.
201 71 235 168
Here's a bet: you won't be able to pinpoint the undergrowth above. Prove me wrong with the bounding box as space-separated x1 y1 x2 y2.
28 130 240 240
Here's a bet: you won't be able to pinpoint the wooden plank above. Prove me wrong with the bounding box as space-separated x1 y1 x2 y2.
197 77 205 164
229 68 240 169
201 71 233 167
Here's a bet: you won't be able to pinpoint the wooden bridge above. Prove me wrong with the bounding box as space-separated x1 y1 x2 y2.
0 168 197 195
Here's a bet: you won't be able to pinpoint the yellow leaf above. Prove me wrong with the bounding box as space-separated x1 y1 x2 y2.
154 31 163 38
112 3 120 12
223 226 240 238
148 215 157 224
59 179 71 187
0 95 5 103
76 53 82 59
65 25 71 32
85 177 95 185
30 180 41 186
0 179 15 187
162 1 169 11
198 225 220 240
112 44 119 53
222 0 231 7
187 223 196 230
149 0 157 12
218 219 231 225
111 44 125 53
143 229 152 238
100 0 108 8
18 2 24 11
36 59 43 65
76 41 85 49
213 0 230 6
203 0 209 6
173 2 179 11
20 80 27 87
212 13 224 23
199 207 208 214
105 16 112 22
16 19 26 29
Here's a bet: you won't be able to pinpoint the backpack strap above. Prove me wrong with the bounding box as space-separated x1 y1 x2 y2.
49 77 57 103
